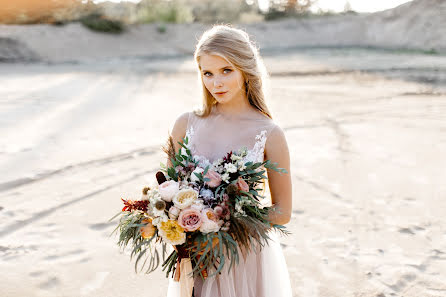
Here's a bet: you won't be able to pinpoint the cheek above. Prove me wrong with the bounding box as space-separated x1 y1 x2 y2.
202 77 212 90
226 73 243 89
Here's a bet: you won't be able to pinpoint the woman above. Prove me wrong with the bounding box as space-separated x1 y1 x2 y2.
166 24 293 297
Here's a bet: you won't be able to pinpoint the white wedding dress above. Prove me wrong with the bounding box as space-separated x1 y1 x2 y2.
167 105 293 297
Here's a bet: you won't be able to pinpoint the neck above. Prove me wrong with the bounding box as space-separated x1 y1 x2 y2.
215 95 255 117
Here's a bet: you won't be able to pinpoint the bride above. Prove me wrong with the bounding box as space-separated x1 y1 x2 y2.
166 24 293 297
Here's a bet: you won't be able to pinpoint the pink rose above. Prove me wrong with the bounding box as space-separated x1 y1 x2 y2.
236 177 249 192
204 170 222 188
178 208 203 232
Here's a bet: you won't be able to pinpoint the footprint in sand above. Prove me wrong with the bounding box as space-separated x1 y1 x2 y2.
398 225 426 235
88 222 115 230
29 270 45 277
43 248 88 263
398 227 416 235
38 276 60 290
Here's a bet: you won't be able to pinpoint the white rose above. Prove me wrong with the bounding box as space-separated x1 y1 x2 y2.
173 188 199 209
158 180 179 202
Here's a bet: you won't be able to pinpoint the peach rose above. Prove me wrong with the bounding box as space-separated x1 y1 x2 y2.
204 170 222 188
236 177 249 192
199 208 220 234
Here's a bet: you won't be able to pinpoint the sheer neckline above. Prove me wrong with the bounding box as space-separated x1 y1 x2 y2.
185 126 268 167
213 104 270 121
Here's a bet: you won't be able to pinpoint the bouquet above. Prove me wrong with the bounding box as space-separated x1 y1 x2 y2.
109 134 289 296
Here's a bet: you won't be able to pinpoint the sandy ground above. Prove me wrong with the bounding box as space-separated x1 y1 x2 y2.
1 47 446 297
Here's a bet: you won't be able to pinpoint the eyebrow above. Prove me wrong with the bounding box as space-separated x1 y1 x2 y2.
201 65 233 72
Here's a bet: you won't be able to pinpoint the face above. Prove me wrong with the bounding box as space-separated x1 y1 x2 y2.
199 54 246 104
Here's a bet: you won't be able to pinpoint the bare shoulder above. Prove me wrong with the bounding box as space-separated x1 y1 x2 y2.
170 112 190 141
265 124 289 158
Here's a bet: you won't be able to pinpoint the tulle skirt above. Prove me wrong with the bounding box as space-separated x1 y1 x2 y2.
166 230 292 297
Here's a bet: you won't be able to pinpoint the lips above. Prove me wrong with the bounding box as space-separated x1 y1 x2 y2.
215 91 227 95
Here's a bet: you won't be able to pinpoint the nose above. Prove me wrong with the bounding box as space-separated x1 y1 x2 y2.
213 78 223 88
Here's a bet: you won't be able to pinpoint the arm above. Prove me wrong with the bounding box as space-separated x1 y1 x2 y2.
167 112 189 168
264 125 292 225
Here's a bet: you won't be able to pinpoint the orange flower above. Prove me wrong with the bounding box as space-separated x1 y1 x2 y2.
140 218 156 239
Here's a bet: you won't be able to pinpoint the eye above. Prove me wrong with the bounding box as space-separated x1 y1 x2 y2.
203 71 212 77
223 68 232 74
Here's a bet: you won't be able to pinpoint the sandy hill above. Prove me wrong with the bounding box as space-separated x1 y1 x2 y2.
0 0 445 63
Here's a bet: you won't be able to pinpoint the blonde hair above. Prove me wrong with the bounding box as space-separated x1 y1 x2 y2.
193 24 272 119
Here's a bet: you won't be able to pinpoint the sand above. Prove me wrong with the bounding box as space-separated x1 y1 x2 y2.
1 47 446 296
1 1 446 296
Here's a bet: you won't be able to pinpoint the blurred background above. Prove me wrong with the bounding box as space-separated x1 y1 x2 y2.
1 1 445 297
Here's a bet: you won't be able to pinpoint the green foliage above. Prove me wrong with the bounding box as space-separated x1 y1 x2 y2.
80 13 125 34
190 0 251 24
157 23 167 33
137 0 194 24
109 210 168 274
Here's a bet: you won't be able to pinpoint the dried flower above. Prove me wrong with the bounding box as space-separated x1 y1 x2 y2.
155 200 166 211
121 198 149 212
226 184 238 198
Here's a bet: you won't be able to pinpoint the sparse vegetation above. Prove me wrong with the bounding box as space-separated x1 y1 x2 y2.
79 13 125 34
0 0 320 26
136 0 194 24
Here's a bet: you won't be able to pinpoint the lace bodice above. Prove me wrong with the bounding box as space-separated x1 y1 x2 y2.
183 105 277 170
185 126 268 169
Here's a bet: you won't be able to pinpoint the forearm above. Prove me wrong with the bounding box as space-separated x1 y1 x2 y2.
267 204 291 226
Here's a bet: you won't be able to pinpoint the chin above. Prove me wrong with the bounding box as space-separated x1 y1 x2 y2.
214 94 234 104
